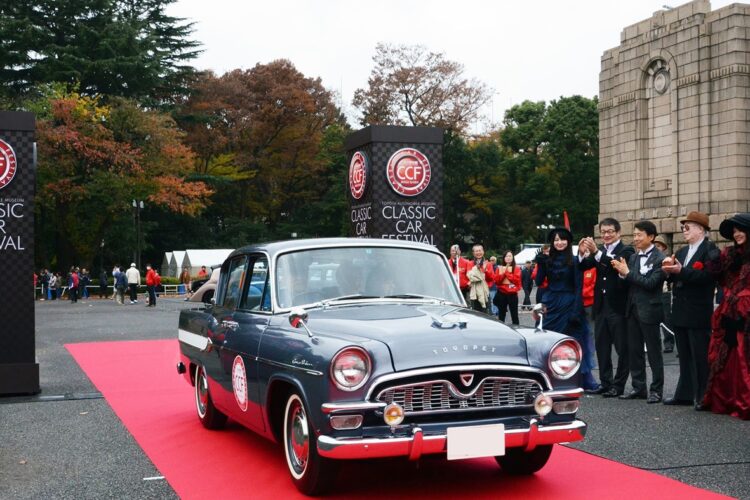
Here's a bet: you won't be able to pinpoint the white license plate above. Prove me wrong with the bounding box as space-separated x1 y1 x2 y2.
446 424 505 460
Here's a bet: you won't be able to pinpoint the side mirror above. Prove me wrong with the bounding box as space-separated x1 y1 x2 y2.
289 307 314 338
532 303 545 331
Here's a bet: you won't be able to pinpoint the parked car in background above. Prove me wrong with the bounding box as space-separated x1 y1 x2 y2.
177 238 586 495
189 267 220 303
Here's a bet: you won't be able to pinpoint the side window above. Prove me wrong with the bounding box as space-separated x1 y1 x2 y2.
219 256 247 310
243 256 270 311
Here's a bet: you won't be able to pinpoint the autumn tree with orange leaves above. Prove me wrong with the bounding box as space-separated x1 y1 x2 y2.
34 89 212 268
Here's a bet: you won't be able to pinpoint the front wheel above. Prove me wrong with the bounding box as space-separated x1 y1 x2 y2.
495 445 553 475
283 392 336 495
194 364 227 430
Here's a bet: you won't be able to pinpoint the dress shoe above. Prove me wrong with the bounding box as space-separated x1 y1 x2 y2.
584 385 604 395
601 387 623 398
647 393 662 404
619 391 647 400
694 403 710 411
663 397 692 406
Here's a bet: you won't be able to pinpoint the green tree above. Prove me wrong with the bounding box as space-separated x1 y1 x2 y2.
0 0 201 106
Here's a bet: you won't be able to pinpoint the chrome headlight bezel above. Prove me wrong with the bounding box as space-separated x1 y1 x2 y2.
548 338 582 380
330 346 371 391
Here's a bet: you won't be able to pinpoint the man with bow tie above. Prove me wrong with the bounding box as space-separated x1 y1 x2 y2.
661 211 718 411
578 218 635 397
611 220 666 404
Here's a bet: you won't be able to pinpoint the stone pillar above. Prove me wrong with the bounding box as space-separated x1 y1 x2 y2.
345 126 444 250
0 111 39 395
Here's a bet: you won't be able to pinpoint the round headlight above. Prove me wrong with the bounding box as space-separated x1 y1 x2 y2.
548 339 582 379
331 347 371 391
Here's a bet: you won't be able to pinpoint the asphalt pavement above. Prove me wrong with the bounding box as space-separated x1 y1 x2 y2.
0 296 748 499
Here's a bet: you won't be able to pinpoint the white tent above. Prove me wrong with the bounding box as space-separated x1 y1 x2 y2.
182 249 234 276
161 252 172 275
514 246 579 264
169 250 186 278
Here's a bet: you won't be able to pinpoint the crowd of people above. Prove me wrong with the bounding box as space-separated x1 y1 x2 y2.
35 263 163 307
447 211 750 421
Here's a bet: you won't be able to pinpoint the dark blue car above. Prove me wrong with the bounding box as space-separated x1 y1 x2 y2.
177 238 586 495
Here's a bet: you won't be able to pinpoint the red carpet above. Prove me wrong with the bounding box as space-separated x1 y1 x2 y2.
67 340 729 499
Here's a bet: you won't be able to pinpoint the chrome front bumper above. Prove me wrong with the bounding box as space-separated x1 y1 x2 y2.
317 418 586 460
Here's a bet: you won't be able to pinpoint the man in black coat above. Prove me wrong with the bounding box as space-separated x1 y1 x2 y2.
521 261 533 310
579 218 635 397
661 211 718 410
611 220 666 403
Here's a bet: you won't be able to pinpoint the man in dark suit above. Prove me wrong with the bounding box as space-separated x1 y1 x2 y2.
611 220 666 403
579 218 635 397
661 211 718 411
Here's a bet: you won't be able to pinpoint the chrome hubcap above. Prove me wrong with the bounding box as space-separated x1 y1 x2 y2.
196 368 208 416
288 400 309 473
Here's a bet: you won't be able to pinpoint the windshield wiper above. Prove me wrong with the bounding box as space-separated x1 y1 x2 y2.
384 293 446 303
321 294 379 304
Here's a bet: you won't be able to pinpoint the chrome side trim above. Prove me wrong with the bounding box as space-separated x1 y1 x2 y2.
365 365 554 399
178 328 211 352
256 356 324 376
317 419 587 460
321 402 387 414
543 388 584 399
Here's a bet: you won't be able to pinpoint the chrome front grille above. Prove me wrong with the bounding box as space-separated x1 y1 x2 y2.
375 377 543 415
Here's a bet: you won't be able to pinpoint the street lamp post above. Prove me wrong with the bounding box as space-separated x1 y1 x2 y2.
132 200 144 270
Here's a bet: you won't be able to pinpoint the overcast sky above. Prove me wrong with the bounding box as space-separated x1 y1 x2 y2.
167 0 734 131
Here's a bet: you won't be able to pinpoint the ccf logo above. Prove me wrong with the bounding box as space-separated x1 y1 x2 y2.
0 139 17 190
349 151 368 200
386 148 431 197
232 355 248 412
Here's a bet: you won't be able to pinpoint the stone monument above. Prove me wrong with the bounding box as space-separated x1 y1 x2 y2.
599 0 750 247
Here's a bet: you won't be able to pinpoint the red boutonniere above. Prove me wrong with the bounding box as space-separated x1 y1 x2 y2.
692 261 704 270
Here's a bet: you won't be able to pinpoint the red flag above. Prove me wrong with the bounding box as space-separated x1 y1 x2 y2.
563 210 570 230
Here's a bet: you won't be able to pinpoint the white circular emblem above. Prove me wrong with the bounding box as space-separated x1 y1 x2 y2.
349 151 368 200
386 148 431 197
654 70 670 94
0 139 18 191
232 355 248 412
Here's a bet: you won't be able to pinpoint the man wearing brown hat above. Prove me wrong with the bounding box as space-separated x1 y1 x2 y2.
661 211 719 410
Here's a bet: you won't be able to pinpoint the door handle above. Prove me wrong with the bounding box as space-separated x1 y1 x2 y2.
221 320 239 331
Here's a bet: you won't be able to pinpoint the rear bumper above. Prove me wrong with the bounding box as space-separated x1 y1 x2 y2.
317 418 586 460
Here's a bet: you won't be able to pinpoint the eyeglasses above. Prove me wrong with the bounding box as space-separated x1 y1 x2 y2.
681 224 695 232
600 229 617 235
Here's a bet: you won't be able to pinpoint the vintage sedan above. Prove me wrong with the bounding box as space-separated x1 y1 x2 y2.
177 238 586 495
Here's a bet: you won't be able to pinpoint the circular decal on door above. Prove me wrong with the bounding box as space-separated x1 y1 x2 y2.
0 139 18 191
349 151 369 200
232 355 248 412
386 148 431 197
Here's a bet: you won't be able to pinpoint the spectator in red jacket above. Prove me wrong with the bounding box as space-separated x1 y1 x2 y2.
145 264 157 307
532 245 550 304
583 266 597 331
494 250 522 325
448 244 471 301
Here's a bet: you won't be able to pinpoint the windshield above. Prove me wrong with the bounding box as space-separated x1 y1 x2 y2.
275 246 462 309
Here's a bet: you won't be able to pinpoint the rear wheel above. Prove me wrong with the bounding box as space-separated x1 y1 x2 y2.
202 290 214 304
194 364 227 429
283 392 336 495
495 445 553 474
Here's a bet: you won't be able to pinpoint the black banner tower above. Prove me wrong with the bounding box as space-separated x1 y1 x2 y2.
345 126 444 250
0 111 39 395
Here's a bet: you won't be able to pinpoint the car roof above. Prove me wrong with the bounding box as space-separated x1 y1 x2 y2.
228 237 442 261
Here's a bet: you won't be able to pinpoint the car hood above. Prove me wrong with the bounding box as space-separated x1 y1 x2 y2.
305 303 529 371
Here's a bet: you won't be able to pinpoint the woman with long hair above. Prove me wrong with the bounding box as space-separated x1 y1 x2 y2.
493 250 521 325
704 213 750 419
534 228 598 392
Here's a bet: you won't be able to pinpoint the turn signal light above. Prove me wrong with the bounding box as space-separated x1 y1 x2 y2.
383 403 405 426
553 400 580 415
330 414 363 430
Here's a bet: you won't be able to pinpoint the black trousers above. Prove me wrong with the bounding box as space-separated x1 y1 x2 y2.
495 293 519 325
129 284 138 302
627 315 664 395
147 285 156 306
671 326 711 403
522 286 532 306
69 287 78 303
594 302 630 392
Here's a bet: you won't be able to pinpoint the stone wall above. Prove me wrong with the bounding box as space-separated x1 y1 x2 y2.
599 0 750 248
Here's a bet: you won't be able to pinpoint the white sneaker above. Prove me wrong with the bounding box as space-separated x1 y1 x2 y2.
134 300 138 303
130 301 134 304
